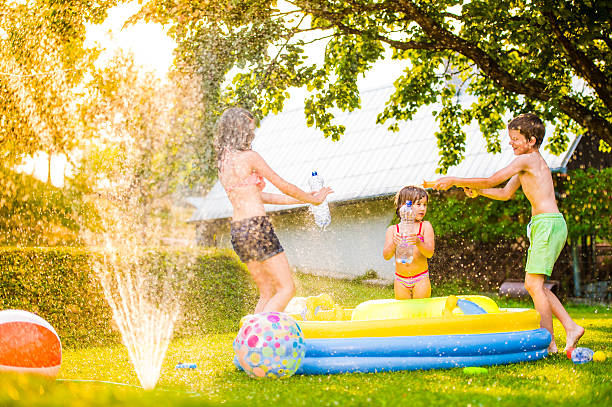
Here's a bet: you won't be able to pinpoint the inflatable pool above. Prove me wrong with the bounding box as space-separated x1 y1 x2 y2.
286 295 551 375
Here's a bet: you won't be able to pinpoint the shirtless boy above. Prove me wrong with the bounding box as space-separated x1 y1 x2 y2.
432 113 584 353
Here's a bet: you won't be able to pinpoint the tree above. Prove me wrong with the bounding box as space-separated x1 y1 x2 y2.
0 164 100 246
76 51 204 245
137 0 611 173
0 0 117 167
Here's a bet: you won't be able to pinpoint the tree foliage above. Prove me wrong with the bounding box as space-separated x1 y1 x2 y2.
137 0 611 174
0 0 118 166
76 52 196 245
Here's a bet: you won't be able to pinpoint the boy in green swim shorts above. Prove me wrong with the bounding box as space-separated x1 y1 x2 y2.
526 213 567 277
431 113 584 354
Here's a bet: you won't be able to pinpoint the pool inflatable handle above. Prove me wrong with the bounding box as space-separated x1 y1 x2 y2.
456 299 487 315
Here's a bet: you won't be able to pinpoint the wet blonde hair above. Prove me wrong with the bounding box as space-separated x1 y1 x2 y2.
394 185 429 218
214 107 256 169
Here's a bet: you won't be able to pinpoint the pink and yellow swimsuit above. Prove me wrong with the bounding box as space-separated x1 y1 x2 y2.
395 222 429 289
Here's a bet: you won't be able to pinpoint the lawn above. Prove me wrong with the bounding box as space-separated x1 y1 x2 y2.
2 273 611 407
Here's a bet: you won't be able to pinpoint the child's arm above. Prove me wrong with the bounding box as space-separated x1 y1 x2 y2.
261 193 302 205
432 156 528 191
414 221 435 258
465 174 521 201
249 151 332 204
382 226 398 261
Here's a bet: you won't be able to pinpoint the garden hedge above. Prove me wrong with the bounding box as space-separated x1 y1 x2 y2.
0 247 257 348
0 165 100 246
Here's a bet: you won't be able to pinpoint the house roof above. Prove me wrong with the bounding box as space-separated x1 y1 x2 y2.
189 86 578 222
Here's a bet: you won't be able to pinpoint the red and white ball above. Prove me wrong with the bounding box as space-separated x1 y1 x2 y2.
0 309 62 377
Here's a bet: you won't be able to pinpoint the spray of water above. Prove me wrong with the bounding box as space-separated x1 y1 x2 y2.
84 186 195 390
74 53 209 389
92 242 183 390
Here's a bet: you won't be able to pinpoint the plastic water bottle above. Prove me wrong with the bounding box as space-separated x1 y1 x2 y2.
308 171 331 230
569 347 594 364
396 201 415 264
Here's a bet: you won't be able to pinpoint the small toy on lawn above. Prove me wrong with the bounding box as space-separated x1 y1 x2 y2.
234 312 305 379
593 351 606 362
463 367 489 375
175 363 197 369
566 347 594 364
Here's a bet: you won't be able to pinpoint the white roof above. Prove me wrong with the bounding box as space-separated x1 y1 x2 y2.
190 86 576 222
184 197 207 209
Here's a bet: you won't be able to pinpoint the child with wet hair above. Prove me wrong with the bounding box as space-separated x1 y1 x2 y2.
431 113 584 353
382 185 435 300
215 107 333 313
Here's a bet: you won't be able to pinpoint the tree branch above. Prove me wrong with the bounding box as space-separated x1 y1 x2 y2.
542 10 612 112
391 0 612 143
294 0 612 144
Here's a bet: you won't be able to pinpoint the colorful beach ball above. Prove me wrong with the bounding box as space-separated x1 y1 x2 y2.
233 312 305 379
0 309 62 377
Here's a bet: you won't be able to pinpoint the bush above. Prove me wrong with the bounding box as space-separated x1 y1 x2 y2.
0 166 100 246
557 167 612 241
0 247 256 348
173 248 258 336
0 247 114 347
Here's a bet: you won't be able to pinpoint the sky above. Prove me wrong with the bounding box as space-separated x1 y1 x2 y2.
83 1 176 79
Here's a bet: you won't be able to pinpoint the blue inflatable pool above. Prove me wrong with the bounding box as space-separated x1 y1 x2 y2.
296 328 550 375
236 296 552 376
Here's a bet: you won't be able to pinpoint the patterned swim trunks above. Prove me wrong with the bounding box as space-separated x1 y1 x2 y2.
230 215 284 263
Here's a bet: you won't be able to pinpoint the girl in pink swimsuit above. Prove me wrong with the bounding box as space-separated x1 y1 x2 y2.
382 185 436 300
215 107 333 313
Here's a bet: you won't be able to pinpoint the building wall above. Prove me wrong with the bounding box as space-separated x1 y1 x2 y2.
195 197 398 280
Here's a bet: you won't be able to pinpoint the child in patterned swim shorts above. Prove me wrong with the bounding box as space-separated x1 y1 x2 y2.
215 107 333 313
432 113 584 353
382 185 435 300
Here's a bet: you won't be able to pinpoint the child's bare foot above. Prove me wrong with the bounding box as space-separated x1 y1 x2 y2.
548 342 559 354
564 325 585 352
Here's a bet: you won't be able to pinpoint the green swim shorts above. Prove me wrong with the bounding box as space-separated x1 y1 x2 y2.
525 213 568 276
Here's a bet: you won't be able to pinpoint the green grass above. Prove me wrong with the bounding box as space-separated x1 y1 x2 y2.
2 273 611 406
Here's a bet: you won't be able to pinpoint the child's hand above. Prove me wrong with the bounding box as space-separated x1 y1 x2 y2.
311 187 334 204
432 177 455 190
463 187 478 198
393 230 402 246
403 233 418 245
393 231 417 246
422 180 436 189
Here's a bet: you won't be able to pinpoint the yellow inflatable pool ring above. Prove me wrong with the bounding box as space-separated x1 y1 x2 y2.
288 295 541 339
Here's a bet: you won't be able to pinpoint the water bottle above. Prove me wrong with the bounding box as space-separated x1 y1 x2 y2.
567 347 594 364
396 201 415 264
308 171 331 230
